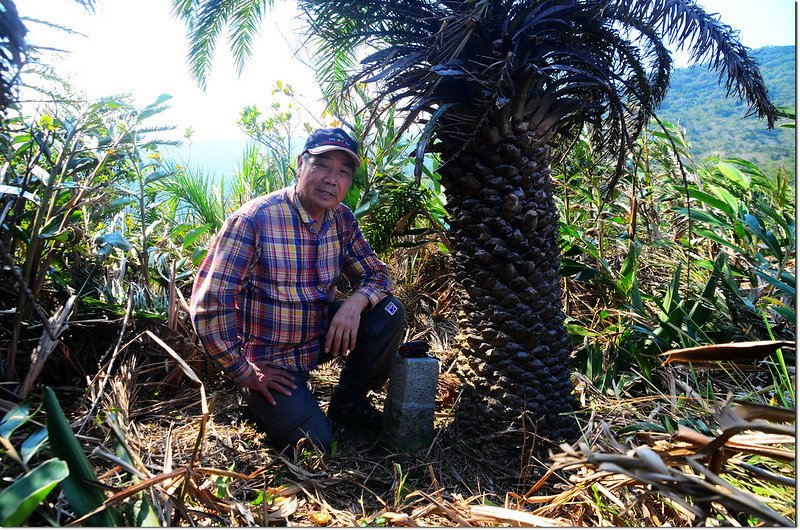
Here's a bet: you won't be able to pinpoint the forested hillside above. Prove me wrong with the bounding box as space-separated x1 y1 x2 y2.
658 45 795 171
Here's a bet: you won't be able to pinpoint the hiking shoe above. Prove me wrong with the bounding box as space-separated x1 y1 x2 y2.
328 391 382 429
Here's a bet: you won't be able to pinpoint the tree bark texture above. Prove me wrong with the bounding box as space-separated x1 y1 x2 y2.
438 121 579 445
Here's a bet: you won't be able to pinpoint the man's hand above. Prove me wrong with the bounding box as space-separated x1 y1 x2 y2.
239 361 297 406
325 293 369 357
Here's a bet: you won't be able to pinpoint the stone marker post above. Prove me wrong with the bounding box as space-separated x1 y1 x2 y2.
383 341 439 451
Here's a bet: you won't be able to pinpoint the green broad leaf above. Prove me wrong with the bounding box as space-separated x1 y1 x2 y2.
741 214 765 243
693 259 716 272
760 230 785 261
144 170 171 184
9 224 30 246
687 187 735 217
0 185 40 205
732 219 748 242
565 324 597 337
630 277 644 314
560 258 600 280
718 262 758 313
674 207 728 228
660 415 678 434
97 232 132 252
21 427 49 466
100 98 124 109
0 402 32 439
772 305 796 322
618 243 639 293
182 224 211 249
716 161 751 190
12 132 31 145
149 93 173 108
694 228 747 255
131 497 161 527
755 269 796 297
108 197 137 209
191 245 208 267
43 387 123 527
707 184 740 214
0 458 69 527
343 185 361 211
662 264 683 313
66 157 97 172
39 215 67 240
754 197 791 234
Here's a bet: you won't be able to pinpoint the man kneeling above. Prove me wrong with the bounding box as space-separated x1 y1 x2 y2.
190 128 405 451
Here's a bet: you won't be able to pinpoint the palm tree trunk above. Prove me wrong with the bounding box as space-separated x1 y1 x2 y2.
439 120 578 445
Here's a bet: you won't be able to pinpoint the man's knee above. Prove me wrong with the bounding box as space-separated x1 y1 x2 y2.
239 383 332 452
376 295 405 334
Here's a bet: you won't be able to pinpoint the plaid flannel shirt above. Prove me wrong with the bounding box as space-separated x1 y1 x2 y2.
190 186 392 382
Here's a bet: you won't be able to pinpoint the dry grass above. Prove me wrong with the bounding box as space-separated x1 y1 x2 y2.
5 246 794 527
48 310 793 527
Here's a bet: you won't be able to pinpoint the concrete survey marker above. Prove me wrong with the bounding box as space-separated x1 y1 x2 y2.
383 353 439 451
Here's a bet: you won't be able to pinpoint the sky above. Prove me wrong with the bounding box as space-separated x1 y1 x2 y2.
18 0 798 173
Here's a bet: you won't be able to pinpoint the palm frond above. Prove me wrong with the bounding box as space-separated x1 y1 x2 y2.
357 180 431 256
228 0 270 75
611 0 776 127
301 0 777 193
171 0 273 89
158 163 227 229
0 0 28 112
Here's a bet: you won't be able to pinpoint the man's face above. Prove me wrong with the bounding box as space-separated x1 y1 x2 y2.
295 150 354 220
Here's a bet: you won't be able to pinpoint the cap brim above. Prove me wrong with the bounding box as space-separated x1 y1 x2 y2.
307 145 361 168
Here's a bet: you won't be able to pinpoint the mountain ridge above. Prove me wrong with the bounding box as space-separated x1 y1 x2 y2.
657 45 795 172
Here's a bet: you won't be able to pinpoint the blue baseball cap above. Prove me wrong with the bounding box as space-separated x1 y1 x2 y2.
303 127 360 167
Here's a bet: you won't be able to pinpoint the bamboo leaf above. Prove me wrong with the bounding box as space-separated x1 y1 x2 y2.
694 228 747 255
43 387 122 527
674 207 728 228
97 232 132 252
687 187 735 217
707 184 740 215
772 305 796 322
0 458 69 527
754 268 796 297
0 185 40 205
182 224 212 248
20 427 49 466
0 401 32 439
716 161 751 190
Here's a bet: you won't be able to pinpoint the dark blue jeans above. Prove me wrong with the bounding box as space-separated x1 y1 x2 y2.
240 295 405 451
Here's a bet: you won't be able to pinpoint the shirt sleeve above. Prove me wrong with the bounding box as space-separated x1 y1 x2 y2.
340 215 393 307
189 214 258 382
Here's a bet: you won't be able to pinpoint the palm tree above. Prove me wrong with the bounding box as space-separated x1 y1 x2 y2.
175 0 777 445
1 1 98 112
0 0 27 112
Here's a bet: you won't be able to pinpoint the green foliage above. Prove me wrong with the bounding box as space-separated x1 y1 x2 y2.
171 0 273 89
0 401 65 527
0 458 68 527
236 82 307 193
658 46 795 172
43 387 123 526
559 122 795 395
0 91 184 380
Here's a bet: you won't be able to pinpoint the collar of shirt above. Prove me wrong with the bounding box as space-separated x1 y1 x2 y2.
288 185 341 229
